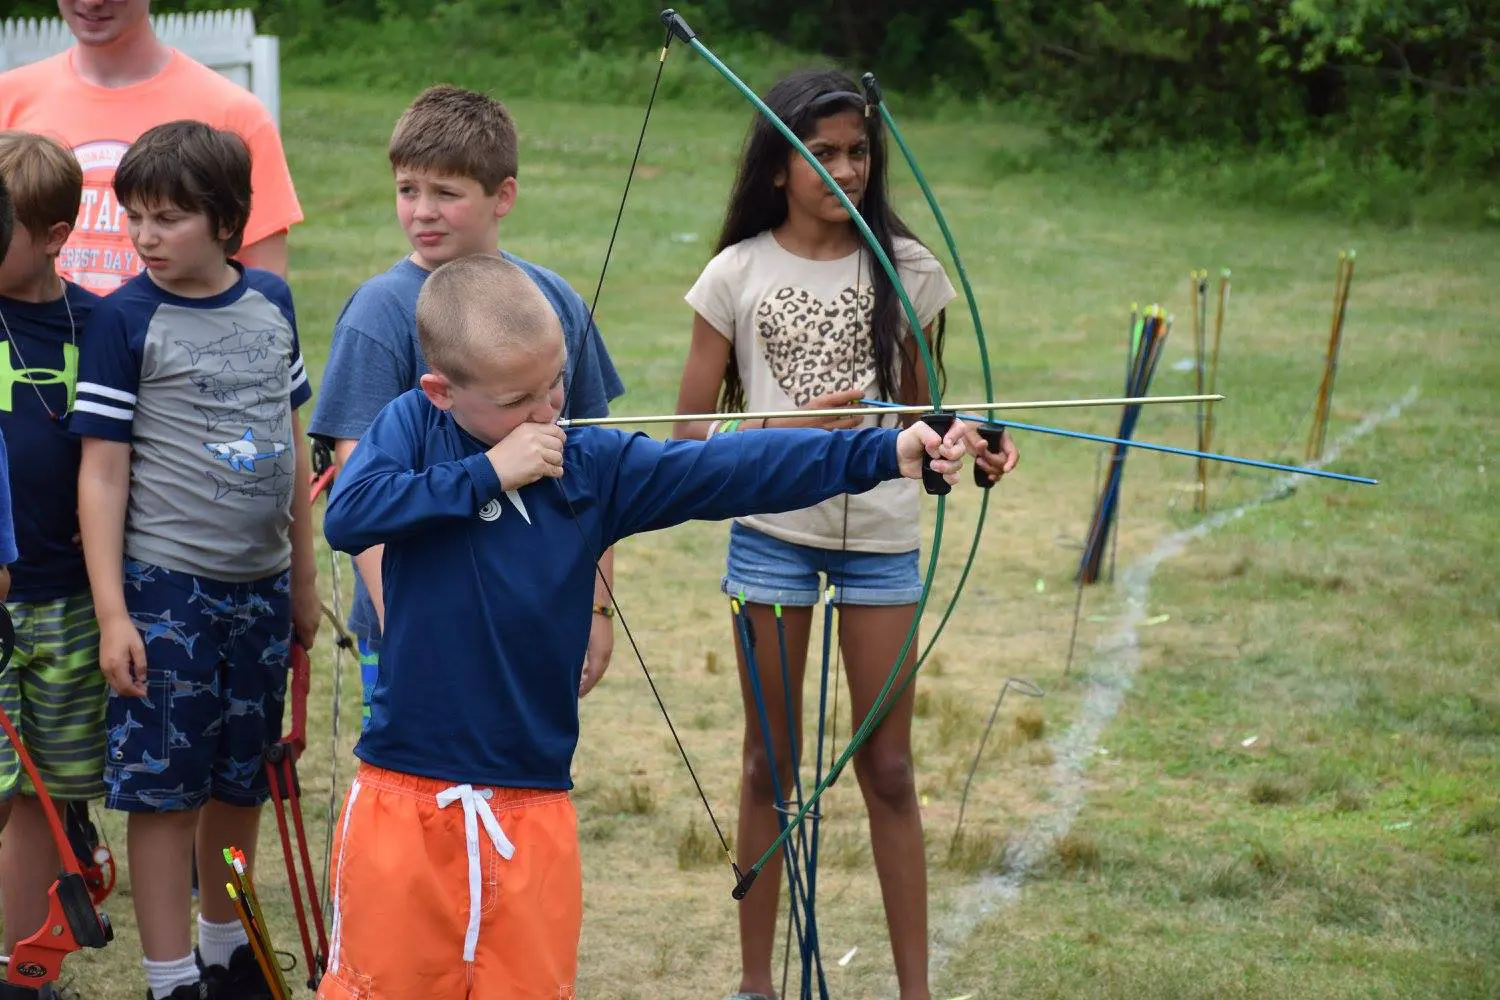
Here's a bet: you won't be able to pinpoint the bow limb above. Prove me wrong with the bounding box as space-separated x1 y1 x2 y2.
859 74 999 721
658 9 954 899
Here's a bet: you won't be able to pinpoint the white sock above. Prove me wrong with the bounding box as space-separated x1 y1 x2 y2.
197 914 249 969
143 954 199 998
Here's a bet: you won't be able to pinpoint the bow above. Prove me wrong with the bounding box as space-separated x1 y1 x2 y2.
580 1 1380 913
0 603 113 987
656 7 999 899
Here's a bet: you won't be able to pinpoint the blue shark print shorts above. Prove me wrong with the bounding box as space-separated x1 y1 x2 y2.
104 560 291 812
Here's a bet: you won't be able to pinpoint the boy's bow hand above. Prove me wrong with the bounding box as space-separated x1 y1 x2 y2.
487 422 567 489
897 417 967 484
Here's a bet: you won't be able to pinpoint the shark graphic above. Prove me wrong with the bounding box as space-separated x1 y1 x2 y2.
171 676 218 700
189 577 243 623
167 722 193 750
205 467 292 506
177 324 279 366
190 362 282 404
129 610 199 655
259 635 289 666
108 712 143 752
219 756 263 784
134 784 189 809
226 694 265 719
204 428 287 473
273 573 291 595
195 392 284 435
239 593 274 620
125 750 171 775
123 559 158 591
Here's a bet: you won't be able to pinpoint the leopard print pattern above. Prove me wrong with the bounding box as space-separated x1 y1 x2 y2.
754 284 876 406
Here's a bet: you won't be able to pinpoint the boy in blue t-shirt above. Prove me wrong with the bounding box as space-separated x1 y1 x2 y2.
71 122 319 1000
0 130 105 998
317 253 968 1000
309 85 625 727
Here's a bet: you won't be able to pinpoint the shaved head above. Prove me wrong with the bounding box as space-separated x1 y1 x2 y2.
416 253 564 385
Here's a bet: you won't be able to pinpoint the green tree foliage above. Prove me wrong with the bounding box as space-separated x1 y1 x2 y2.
4 0 1493 180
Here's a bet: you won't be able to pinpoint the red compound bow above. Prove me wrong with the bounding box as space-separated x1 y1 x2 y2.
0 603 113 986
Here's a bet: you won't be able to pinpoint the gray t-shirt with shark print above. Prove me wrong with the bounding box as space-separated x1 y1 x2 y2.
71 265 313 582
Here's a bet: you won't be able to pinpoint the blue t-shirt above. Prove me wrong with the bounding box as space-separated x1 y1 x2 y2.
71 266 313 582
309 253 625 643
323 389 900 788
0 282 99 599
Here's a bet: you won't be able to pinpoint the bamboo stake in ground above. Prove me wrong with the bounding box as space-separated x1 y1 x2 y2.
1308 251 1356 461
1199 268 1231 513
1192 270 1209 512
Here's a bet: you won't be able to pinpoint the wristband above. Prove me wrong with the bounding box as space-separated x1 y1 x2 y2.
592 603 615 619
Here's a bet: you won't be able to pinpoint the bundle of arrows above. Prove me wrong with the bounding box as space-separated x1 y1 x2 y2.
1078 304 1173 584
222 846 293 1000
1307 250 1356 461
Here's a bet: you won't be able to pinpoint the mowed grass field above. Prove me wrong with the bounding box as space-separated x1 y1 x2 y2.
17 77 1499 999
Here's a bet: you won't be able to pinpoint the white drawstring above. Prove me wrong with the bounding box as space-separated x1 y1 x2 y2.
436 783 517 961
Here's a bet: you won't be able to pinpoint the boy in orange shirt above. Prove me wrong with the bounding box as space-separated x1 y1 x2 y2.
0 0 302 289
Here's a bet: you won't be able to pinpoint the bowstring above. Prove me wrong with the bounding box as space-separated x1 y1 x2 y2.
553 24 741 875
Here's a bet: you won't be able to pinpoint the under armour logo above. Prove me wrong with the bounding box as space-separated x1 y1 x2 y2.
478 491 531 524
0 341 78 412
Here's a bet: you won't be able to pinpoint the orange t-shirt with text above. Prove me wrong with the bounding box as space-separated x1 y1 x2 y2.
0 49 303 293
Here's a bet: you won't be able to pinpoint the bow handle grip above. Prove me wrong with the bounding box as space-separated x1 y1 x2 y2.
975 426 1005 489
919 413 956 496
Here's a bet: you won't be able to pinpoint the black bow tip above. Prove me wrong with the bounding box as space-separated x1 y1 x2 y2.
731 865 760 900
860 72 884 105
660 9 697 42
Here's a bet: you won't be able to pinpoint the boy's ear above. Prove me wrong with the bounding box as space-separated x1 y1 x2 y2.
419 372 456 411
491 177 518 222
43 221 73 257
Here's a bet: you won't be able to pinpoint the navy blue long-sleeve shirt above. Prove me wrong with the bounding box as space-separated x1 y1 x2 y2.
324 389 904 788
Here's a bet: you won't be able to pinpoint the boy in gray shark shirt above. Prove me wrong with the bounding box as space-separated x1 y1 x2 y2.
71 122 319 1000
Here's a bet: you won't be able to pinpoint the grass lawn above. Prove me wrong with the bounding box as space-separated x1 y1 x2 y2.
18 74 1499 999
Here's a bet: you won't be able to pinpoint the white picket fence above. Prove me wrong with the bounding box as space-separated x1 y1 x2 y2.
0 9 280 125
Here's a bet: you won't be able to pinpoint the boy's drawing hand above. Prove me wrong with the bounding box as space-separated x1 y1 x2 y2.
99 614 148 697
487 422 566 489
966 425 1020 485
292 576 322 649
771 388 865 430
896 418 968 484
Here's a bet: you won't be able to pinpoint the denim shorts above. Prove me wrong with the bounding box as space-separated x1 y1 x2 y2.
722 521 923 607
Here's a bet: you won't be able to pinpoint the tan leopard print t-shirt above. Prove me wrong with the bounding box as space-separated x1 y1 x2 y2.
685 231 956 553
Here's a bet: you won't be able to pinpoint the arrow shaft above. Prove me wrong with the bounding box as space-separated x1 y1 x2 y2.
558 394 1223 428
849 398 1378 485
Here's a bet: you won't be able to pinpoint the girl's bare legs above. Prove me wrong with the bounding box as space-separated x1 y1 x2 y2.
840 604 930 1000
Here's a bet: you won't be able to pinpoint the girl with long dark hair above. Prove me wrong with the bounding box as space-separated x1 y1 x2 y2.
675 68 1012 1000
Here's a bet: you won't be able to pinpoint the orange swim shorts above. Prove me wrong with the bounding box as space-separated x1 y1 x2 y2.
316 762 581 1000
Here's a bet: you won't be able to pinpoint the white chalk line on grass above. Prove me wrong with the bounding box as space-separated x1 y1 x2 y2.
928 386 1419 980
